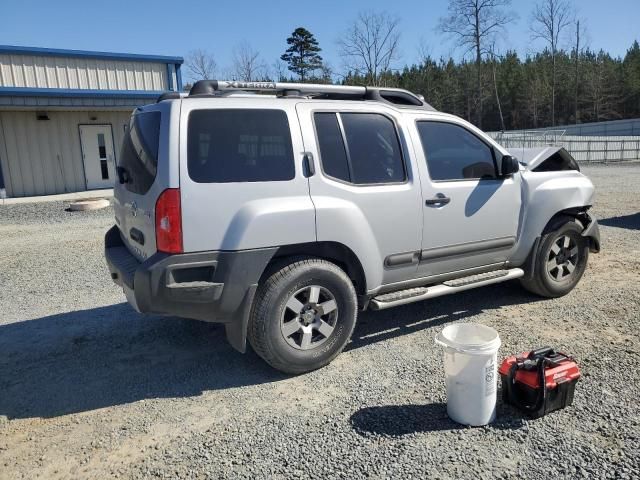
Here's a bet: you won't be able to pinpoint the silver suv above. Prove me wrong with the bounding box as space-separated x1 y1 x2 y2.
105 80 600 374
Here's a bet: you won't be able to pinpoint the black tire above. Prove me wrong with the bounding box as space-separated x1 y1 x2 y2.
520 217 589 298
248 258 358 374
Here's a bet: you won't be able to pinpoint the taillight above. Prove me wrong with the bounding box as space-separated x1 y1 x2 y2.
155 188 183 253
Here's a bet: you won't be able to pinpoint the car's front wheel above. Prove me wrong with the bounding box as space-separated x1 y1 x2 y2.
520 217 589 298
248 258 358 374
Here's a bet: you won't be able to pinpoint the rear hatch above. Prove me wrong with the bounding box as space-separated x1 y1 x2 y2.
113 104 172 261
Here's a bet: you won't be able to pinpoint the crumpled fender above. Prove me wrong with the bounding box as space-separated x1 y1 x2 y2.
511 171 596 265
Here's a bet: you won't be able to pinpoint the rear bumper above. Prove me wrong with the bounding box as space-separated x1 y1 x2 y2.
104 225 277 352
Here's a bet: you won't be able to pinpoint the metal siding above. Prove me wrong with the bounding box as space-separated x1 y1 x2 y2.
0 110 132 196
0 54 168 90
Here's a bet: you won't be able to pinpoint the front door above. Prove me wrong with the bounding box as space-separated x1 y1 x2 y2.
79 124 116 189
409 117 522 278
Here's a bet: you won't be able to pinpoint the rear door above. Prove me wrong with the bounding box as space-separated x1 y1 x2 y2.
113 103 175 261
409 116 522 277
296 102 423 286
178 97 315 252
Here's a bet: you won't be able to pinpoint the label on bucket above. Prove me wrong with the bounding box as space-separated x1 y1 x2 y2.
485 361 496 396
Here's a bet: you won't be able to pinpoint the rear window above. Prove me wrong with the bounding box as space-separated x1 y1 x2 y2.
188 109 295 183
314 112 405 185
119 111 161 195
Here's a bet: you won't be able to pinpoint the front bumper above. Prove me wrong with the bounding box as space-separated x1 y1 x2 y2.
104 225 277 352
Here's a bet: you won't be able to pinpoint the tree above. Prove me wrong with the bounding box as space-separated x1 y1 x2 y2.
489 45 506 131
438 0 516 128
622 40 640 117
569 18 590 124
530 0 572 126
184 49 217 82
231 42 266 81
338 11 401 86
280 27 324 82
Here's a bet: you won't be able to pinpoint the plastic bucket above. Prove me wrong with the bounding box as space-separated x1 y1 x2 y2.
435 323 501 426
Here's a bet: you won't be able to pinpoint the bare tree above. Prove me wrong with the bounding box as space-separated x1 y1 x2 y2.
184 49 217 82
489 45 506 131
438 0 516 129
338 11 401 85
572 17 589 124
271 59 289 82
231 42 267 81
530 0 572 126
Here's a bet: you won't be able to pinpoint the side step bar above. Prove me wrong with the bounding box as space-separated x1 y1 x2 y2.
369 268 524 311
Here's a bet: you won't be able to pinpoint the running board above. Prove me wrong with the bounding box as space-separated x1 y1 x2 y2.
369 268 524 310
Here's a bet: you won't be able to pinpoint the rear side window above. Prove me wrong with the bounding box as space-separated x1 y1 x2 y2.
417 121 497 181
188 109 295 183
119 111 161 194
314 112 405 185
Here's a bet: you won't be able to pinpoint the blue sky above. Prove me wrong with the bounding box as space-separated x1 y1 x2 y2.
2 0 639 81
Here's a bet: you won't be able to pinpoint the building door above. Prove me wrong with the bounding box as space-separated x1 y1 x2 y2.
79 125 116 189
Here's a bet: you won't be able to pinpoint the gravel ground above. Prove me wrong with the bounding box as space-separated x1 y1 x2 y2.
0 165 638 479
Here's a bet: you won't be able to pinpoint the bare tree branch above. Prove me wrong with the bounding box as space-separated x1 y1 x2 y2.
337 11 401 85
231 42 267 81
184 49 217 82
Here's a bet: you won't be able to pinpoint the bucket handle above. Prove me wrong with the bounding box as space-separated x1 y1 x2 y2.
434 332 500 355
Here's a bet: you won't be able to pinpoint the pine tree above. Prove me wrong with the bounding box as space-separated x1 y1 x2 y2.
281 27 323 82
623 40 640 117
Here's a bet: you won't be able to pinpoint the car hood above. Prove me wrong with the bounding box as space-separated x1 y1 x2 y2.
507 146 582 172
507 146 565 170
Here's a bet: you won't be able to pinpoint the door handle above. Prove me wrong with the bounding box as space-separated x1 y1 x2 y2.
425 194 451 206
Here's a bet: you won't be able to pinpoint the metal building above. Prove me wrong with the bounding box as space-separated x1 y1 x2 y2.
0 45 183 198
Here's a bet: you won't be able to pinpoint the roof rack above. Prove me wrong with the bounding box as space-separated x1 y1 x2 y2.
185 80 436 110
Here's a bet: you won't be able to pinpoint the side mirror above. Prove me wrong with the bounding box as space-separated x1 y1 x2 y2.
499 155 520 177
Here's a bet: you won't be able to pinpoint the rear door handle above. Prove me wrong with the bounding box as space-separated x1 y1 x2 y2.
425 194 451 206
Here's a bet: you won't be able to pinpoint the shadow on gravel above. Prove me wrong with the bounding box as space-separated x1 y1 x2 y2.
599 212 640 230
0 303 284 419
348 280 542 351
0 282 542 420
350 403 460 436
350 402 527 437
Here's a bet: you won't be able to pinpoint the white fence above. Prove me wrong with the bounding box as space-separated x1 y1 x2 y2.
488 131 640 163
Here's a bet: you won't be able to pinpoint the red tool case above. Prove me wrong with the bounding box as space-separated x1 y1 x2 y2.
499 347 581 418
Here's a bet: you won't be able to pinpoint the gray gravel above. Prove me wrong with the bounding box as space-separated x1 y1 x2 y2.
0 165 639 479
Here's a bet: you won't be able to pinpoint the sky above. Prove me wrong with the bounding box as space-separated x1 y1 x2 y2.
1 0 639 82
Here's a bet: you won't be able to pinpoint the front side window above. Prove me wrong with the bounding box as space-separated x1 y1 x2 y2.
314 112 405 185
188 109 295 183
417 121 497 181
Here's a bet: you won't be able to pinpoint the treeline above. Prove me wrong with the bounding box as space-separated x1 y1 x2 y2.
184 1 640 132
344 42 640 132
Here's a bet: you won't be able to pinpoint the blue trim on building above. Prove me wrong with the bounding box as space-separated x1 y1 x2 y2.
176 64 184 91
166 64 174 91
0 87 164 99
0 45 183 64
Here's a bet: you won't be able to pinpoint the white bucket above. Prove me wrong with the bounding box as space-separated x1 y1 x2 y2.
435 323 501 426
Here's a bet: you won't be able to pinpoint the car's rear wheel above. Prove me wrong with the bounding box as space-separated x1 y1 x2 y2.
520 218 589 298
248 258 357 374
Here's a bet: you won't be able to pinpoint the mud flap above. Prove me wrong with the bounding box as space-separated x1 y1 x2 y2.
224 284 257 353
581 217 600 253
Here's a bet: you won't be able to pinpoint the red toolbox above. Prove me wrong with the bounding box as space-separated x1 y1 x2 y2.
499 347 581 418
